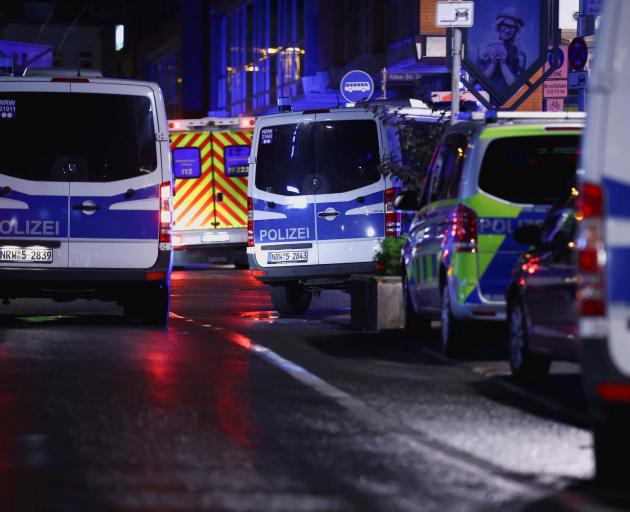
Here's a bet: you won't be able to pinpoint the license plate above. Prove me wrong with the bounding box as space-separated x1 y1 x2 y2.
267 250 308 264
201 233 230 243
0 247 53 263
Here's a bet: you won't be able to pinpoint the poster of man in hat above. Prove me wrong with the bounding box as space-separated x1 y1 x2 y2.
463 0 548 105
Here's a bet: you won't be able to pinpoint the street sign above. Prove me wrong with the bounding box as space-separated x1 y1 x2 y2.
569 37 589 71
340 70 374 103
568 70 588 89
545 44 569 80
546 98 565 112
435 1 475 28
584 0 603 16
544 80 568 98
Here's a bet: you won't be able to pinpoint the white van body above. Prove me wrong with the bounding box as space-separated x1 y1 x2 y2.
579 0 630 481
0 72 173 324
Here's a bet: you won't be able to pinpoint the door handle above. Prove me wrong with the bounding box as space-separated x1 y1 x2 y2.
217 192 223 202
73 203 100 212
318 210 340 218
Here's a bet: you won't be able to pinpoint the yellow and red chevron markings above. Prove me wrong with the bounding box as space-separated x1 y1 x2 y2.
170 129 252 231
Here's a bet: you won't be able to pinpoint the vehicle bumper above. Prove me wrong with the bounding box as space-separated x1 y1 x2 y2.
248 254 375 286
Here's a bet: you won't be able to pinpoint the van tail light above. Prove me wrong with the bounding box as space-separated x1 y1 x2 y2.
385 187 401 237
577 182 606 316
451 204 478 253
247 197 254 247
160 182 173 246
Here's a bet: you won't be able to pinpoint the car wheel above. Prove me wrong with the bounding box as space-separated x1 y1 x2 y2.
440 284 466 358
507 297 550 382
403 274 432 340
594 413 630 487
270 282 312 316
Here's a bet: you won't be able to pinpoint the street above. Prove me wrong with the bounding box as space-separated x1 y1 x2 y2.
0 269 625 511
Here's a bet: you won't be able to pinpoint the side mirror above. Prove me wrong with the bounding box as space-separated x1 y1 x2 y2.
514 224 542 247
394 190 421 211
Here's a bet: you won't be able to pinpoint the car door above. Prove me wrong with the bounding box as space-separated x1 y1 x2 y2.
314 111 385 265
0 84 71 269
67 83 162 269
250 115 318 267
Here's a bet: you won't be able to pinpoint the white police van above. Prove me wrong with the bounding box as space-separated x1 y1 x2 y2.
579 0 630 482
0 69 173 324
247 104 440 315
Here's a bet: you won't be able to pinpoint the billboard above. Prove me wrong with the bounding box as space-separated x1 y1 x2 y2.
462 1 552 106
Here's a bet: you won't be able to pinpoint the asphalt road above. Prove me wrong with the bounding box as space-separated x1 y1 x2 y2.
0 269 628 511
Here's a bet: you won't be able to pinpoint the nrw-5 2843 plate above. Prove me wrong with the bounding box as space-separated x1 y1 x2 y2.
267 250 308 264
0 247 53 263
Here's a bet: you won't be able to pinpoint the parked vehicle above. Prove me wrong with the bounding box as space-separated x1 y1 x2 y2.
247 104 441 315
401 111 584 356
579 0 630 483
169 116 254 267
506 192 578 381
0 68 173 325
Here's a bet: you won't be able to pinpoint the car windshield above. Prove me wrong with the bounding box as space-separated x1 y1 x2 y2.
0 92 157 182
478 135 579 205
255 119 380 195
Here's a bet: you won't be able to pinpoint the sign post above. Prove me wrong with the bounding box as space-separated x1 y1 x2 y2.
436 1 474 124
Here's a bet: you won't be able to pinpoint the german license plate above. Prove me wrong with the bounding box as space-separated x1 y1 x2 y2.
0 247 53 263
267 250 308 264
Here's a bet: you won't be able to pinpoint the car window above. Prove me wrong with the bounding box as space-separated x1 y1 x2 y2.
429 134 467 201
478 135 579 205
0 92 158 182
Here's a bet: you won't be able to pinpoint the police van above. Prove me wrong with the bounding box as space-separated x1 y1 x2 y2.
400 111 584 356
247 104 441 315
0 69 173 324
168 116 253 267
579 0 630 482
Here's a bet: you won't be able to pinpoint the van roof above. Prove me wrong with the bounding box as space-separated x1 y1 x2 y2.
255 105 446 123
0 74 160 90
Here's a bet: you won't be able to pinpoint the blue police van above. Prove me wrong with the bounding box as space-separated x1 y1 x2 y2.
0 69 173 324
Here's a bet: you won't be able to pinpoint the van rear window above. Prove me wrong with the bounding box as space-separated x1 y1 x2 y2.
255 120 380 195
478 135 579 205
0 92 157 182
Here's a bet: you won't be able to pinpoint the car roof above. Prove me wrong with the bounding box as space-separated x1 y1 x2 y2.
0 74 160 90
444 116 585 138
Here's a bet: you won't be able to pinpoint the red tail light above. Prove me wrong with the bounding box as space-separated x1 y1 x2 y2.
160 182 173 246
247 197 254 247
451 204 478 253
385 188 401 237
577 182 605 316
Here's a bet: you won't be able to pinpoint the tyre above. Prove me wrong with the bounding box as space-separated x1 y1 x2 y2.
594 413 630 487
403 274 432 340
270 283 312 316
440 284 467 358
124 282 170 326
507 296 550 382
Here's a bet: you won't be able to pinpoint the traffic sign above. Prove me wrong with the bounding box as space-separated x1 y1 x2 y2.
340 70 374 103
545 45 568 80
569 37 588 71
544 80 568 98
546 98 565 112
435 1 475 28
568 70 588 89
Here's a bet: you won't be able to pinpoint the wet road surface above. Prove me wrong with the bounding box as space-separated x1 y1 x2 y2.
0 269 628 511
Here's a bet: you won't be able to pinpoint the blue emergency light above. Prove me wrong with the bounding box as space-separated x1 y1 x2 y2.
277 97 292 113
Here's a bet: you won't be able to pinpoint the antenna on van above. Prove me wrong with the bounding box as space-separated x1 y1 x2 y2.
76 58 81 77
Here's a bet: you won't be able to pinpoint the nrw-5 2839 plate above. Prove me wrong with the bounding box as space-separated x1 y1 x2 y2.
0 247 53 263
267 250 308 264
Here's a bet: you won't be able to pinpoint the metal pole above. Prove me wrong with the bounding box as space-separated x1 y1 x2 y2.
451 28 462 124
381 67 388 100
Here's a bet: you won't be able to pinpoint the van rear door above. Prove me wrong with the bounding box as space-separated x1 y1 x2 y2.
313 112 384 265
0 85 71 269
251 115 318 267
472 134 580 302
67 84 162 269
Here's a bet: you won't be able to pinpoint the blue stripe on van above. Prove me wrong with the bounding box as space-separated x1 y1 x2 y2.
253 198 316 244
608 247 630 303
0 193 69 238
604 178 630 219
317 190 385 241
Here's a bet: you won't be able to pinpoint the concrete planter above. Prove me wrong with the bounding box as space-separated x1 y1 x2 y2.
350 274 404 331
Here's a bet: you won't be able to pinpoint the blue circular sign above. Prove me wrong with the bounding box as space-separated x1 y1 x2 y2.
547 47 564 69
340 70 374 103
569 37 588 71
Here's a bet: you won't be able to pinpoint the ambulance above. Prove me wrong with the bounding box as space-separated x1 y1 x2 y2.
579 0 630 483
168 116 254 267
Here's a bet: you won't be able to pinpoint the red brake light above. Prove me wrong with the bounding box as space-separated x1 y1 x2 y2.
247 197 254 247
239 117 256 128
451 204 478 252
385 188 401 237
596 383 630 402
160 182 173 246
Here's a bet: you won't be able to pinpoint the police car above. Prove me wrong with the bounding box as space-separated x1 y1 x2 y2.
579 0 630 483
247 104 440 315
401 111 584 356
0 69 173 324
